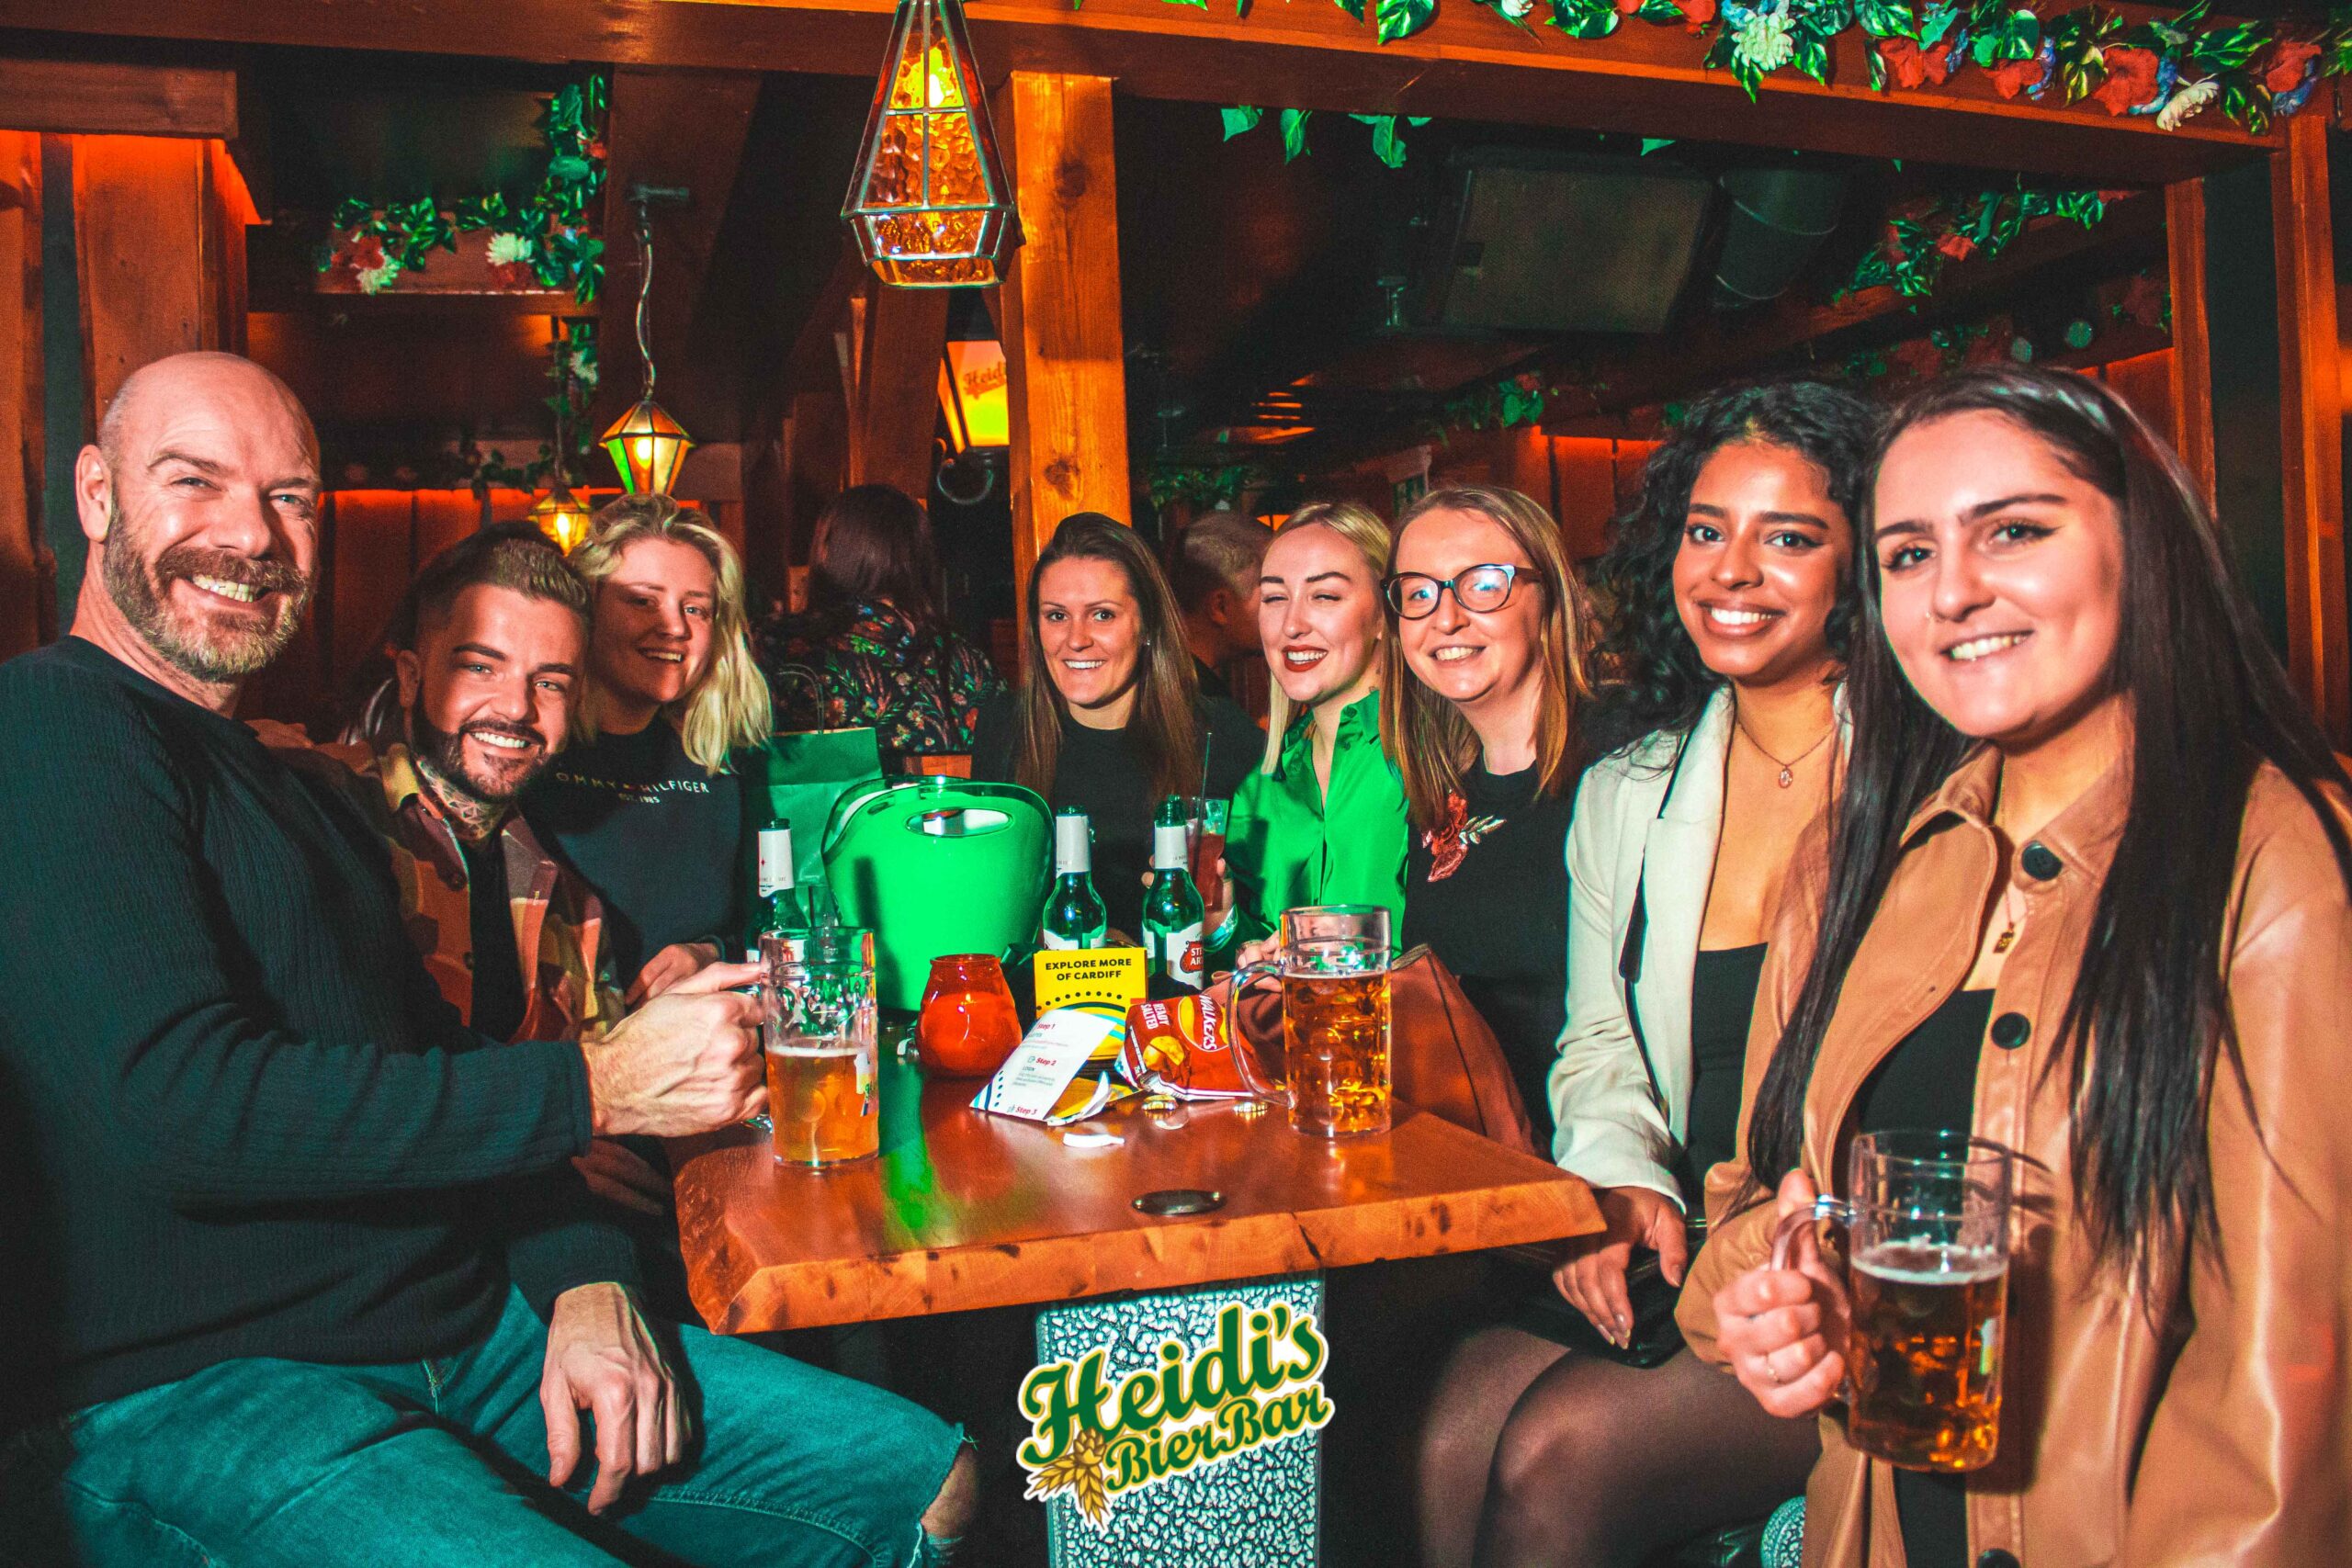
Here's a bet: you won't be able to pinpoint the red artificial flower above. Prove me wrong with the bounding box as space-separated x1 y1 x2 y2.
327 230 386 282
1423 793 1472 883
1672 0 1714 29
585 139 608 163
488 262 537 289
1876 38 1956 89
2119 271 2165 327
1614 0 1642 15
2091 46 2161 117
1989 55 2043 99
1935 231 1977 263
2266 39 2321 96
1888 338 1943 378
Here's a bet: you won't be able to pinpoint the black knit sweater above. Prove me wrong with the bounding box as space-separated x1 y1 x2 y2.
0 638 635 1421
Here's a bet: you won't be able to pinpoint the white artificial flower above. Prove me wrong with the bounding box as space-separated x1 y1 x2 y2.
2155 77 2218 131
1732 9 1795 74
356 260 401 295
571 351 599 387
1498 0 1533 19
485 231 535 267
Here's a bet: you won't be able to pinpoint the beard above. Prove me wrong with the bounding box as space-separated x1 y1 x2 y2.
101 501 311 683
409 705 551 808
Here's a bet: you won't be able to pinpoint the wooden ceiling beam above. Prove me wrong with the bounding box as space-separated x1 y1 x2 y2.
0 58 235 139
21 0 2274 185
590 65 763 460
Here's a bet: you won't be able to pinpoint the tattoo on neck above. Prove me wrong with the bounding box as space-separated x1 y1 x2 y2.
413 754 508 844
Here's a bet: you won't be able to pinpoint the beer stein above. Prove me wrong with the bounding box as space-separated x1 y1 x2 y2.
763 945 880 1168
1231 905 1392 1138
1770 1131 2015 1472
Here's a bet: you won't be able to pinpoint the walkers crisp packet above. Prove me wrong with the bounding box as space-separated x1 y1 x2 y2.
1120 992 1254 1100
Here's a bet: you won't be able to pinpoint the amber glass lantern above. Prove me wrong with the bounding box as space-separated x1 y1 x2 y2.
842 0 1021 288
602 192 695 493
528 482 594 553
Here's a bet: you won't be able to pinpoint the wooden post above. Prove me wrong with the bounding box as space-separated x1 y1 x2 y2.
2270 111 2348 745
848 278 950 506
2164 180 2217 513
72 135 254 419
1000 72 1131 599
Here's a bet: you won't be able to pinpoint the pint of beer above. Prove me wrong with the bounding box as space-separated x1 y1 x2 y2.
763 949 879 1168
1261 906 1392 1138
1772 1131 2014 1472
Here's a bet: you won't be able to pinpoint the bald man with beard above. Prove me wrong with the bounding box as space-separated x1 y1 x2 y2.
0 354 975 1567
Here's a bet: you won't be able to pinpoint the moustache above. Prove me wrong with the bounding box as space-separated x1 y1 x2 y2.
155 543 310 599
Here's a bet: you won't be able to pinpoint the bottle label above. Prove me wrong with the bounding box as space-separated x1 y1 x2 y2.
1152 822 1191 872
1055 813 1093 875
1041 930 1080 951
756 827 795 898
1155 922 1205 987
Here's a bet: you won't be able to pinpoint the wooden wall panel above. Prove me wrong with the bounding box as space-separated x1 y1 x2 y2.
2097 349 2178 437
2271 111 2348 743
411 489 480 571
1001 72 1131 595
2165 181 2217 511
0 131 39 659
328 491 413 694
1550 437 1620 563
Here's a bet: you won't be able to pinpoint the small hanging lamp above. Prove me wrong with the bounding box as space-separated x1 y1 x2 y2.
602 190 695 493
531 326 597 552
842 0 1021 288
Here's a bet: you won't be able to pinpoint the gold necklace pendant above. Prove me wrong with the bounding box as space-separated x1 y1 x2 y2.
1992 925 2017 954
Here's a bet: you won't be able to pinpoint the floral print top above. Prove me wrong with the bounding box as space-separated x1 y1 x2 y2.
763 598 1004 763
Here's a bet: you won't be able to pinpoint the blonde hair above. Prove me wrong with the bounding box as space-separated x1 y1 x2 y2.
1260 502 1395 773
569 494 773 773
1378 485 1593 830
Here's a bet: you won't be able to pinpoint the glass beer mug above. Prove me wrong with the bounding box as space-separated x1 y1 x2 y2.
1233 905 1393 1138
1771 1130 2015 1472
761 944 880 1168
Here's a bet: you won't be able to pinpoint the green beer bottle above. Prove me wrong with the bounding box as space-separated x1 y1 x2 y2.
754 816 814 956
1140 796 1204 988
1041 808 1108 951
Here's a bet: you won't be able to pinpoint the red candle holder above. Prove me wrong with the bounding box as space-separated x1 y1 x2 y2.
916 953 1022 1077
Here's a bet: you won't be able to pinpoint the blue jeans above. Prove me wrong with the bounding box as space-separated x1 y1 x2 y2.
4 1287 967 1567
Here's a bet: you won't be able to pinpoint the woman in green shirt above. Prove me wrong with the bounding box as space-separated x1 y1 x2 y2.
1218 502 1408 956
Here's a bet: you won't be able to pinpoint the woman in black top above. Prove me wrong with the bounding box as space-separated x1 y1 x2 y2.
526 495 774 998
972 513 1254 939
761 484 1002 767
1416 388 1875 1568
1380 484 1591 1146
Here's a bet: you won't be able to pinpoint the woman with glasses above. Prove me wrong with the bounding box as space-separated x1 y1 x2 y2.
1416 385 1873 1568
1381 485 1592 1145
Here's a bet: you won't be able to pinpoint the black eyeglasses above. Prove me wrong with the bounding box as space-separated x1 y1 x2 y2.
1382 564 1525 620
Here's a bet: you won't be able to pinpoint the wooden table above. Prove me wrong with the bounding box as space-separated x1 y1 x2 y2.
672 1054 1600 1565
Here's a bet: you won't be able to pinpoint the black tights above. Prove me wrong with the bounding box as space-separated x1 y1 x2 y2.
1417 1328 1819 1568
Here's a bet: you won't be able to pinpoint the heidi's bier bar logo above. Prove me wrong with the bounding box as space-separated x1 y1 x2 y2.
1019 1301 1334 1526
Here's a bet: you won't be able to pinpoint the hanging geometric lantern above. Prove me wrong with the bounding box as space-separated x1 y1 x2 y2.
529 481 594 553
842 0 1021 288
602 191 695 492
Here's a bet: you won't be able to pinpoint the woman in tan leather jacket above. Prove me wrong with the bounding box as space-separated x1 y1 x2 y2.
1678 367 2352 1567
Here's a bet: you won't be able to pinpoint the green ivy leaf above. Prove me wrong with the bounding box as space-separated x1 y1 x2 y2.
548 155 592 182
1636 0 1683 20
1351 113 1412 166
1221 105 1264 139
1792 31 1832 82
1281 107 1313 161
1376 0 1438 41
1855 0 1915 39
1334 0 1366 21
1547 0 1621 39
1917 2 1958 48
1640 137 1678 154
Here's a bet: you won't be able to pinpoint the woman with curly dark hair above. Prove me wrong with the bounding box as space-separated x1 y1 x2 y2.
1415 382 1876 1568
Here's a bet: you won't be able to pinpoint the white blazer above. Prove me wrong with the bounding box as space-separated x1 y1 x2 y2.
1546 686 1846 1208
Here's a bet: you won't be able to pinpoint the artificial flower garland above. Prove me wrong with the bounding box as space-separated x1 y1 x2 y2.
318 77 607 302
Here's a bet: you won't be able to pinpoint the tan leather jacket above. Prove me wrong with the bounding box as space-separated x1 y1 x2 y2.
1678 748 2352 1567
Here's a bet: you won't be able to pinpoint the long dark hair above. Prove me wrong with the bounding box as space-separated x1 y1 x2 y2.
808 484 947 635
1743 367 2352 1293
1010 513 1203 802
1582 381 1879 761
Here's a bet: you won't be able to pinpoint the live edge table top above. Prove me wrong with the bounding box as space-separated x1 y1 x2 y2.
671 1057 1604 1336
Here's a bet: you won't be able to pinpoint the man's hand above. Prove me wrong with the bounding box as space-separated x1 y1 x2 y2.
541 1282 687 1513
626 942 722 1008
1713 1168 1851 1419
572 1137 673 1217
582 961 763 1137
1553 1184 1689 1347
